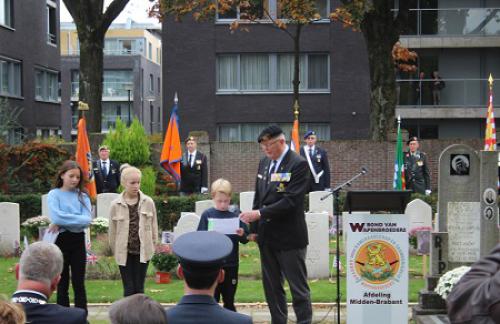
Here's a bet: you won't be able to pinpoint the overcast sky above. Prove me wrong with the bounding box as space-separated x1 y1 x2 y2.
60 0 160 25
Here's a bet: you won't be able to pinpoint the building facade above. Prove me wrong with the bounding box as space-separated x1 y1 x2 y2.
162 0 372 141
0 0 61 143
60 20 162 140
397 0 500 140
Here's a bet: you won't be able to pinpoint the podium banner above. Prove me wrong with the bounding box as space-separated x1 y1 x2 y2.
346 214 409 324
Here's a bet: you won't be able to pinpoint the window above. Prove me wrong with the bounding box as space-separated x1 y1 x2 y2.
0 0 12 27
47 1 57 45
0 58 21 97
149 74 154 92
218 123 331 142
217 53 329 92
35 68 59 102
278 0 329 19
104 38 144 55
217 0 267 20
148 42 152 60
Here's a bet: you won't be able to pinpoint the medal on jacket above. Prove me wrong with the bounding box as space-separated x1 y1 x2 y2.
316 153 321 163
276 182 286 192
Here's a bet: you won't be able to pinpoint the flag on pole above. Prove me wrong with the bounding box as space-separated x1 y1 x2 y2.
484 74 496 151
393 116 406 190
76 117 97 199
160 94 182 182
290 119 300 151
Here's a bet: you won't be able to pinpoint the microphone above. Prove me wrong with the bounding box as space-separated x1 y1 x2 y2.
361 167 368 174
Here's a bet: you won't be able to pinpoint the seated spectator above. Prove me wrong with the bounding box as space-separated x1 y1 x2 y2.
166 231 252 324
0 300 25 324
11 242 87 324
447 243 500 323
109 294 167 324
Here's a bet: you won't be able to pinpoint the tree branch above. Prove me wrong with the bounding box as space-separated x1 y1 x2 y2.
102 0 130 31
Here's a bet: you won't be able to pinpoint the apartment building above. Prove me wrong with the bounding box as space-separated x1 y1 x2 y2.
0 0 61 143
60 19 162 140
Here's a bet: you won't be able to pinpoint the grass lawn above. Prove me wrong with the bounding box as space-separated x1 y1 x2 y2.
0 237 426 303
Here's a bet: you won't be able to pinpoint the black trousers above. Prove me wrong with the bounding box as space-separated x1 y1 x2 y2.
259 244 312 324
119 253 149 297
55 231 87 311
215 266 239 311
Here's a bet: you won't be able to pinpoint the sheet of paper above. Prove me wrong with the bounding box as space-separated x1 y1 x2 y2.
207 217 239 235
42 231 59 244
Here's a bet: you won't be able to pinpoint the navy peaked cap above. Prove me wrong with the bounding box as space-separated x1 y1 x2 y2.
258 125 283 143
172 231 232 271
303 130 316 139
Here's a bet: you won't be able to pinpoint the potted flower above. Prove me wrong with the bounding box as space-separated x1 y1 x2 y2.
151 252 178 284
21 216 50 240
90 217 109 239
435 266 471 299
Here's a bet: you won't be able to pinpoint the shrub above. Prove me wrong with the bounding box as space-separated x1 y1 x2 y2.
151 252 178 272
0 193 42 223
103 118 150 167
86 256 121 280
140 166 156 196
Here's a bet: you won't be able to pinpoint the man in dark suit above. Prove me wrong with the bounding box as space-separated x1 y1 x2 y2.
299 130 331 192
12 242 87 324
240 125 312 324
180 136 208 195
93 145 120 193
166 231 252 324
404 137 431 195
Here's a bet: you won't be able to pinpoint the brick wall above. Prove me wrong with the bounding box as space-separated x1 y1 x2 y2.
208 139 483 193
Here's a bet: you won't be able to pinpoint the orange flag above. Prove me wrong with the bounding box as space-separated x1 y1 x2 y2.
484 74 496 151
76 117 97 199
290 119 300 151
160 101 182 182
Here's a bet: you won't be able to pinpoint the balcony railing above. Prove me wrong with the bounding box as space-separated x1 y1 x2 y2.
399 8 500 36
71 82 134 99
64 49 142 56
397 78 500 107
72 114 132 132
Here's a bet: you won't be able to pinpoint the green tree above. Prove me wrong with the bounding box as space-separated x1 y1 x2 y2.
63 0 130 133
331 0 411 140
103 118 150 167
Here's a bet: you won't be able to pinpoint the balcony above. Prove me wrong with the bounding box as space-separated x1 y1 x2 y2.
396 78 498 119
63 49 142 56
71 82 134 100
398 8 500 48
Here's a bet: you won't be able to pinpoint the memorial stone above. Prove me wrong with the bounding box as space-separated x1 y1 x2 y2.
305 212 329 279
173 213 200 240
97 193 120 219
239 192 255 212
195 200 214 216
0 202 20 255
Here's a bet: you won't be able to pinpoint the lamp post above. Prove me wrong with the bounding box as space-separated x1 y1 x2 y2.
124 83 133 126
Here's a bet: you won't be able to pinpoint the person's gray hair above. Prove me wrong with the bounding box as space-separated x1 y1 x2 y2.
109 294 167 324
19 242 63 286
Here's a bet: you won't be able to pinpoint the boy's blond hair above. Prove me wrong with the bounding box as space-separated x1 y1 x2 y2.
211 178 232 197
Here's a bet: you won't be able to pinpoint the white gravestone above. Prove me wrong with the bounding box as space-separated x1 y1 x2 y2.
405 199 433 232
239 192 255 212
0 202 20 255
195 200 214 216
305 212 330 279
41 194 49 217
97 193 120 219
448 202 481 263
309 191 333 215
173 213 200 240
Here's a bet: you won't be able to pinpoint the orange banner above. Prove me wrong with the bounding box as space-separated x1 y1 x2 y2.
160 104 182 181
76 117 97 199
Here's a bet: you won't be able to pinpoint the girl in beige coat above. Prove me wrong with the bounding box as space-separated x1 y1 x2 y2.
109 165 158 296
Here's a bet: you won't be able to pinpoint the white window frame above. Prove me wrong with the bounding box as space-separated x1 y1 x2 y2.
34 67 59 103
216 53 330 94
0 56 21 97
46 0 57 45
0 0 13 28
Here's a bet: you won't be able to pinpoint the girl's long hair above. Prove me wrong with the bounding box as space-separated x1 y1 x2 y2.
54 160 90 211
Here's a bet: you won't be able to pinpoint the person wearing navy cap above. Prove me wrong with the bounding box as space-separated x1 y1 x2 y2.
240 125 312 324
166 231 252 324
299 130 331 192
404 136 431 195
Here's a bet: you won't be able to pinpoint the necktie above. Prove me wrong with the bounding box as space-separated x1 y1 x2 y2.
188 154 192 167
269 160 277 175
102 161 108 177
309 148 314 159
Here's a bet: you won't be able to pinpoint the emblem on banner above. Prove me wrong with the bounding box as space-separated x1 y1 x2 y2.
353 240 400 285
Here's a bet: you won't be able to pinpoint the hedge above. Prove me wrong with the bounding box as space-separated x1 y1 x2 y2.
0 192 437 231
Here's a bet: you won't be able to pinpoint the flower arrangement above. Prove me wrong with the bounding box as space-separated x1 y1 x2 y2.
21 215 51 239
435 266 471 299
91 217 109 234
151 252 178 273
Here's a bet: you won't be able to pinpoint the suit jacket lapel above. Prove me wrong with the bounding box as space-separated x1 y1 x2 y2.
261 150 292 201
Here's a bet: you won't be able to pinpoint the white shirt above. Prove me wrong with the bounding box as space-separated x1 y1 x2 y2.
269 145 289 174
100 159 110 174
305 145 316 156
187 150 197 168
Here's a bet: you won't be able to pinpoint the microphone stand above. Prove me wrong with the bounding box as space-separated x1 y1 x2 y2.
321 168 367 324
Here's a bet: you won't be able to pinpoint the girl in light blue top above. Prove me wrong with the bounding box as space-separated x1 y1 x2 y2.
47 160 91 313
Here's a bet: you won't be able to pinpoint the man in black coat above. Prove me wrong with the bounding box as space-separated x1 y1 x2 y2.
404 137 431 195
299 130 331 192
93 145 120 193
166 231 252 324
180 136 208 195
12 242 87 324
240 125 312 324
